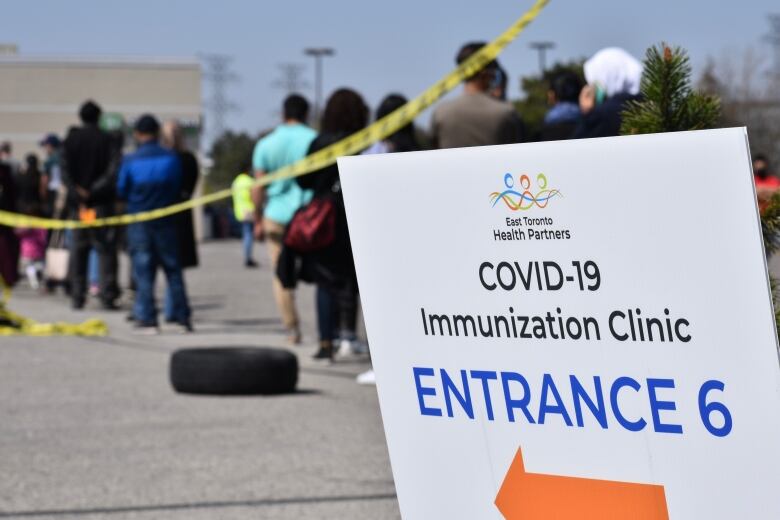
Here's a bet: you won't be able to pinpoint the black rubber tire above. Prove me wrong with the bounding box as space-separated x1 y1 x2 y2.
170 347 298 395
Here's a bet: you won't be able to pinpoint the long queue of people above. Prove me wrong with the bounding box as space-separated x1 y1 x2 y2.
0 102 199 334
0 41 648 375
4 41 773 385
225 43 649 386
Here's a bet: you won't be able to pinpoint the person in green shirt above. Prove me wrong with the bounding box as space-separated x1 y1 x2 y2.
232 172 257 267
251 94 317 344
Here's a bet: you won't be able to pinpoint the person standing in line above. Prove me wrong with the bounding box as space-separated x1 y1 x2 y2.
117 115 191 334
62 100 121 310
539 71 583 141
39 134 64 218
161 121 199 270
430 42 525 149
251 94 317 345
573 47 642 139
0 162 19 288
355 93 420 384
13 154 47 289
14 224 47 290
39 134 69 293
14 154 46 217
0 141 20 176
362 94 420 155
277 88 368 360
232 171 258 268
161 121 200 323
754 154 780 214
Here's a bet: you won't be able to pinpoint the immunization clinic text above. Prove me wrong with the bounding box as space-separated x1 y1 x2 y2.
408 259 733 438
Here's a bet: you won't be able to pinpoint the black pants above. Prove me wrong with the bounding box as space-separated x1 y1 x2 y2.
69 227 120 304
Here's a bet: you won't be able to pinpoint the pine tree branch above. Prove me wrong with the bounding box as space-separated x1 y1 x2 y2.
621 43 779 342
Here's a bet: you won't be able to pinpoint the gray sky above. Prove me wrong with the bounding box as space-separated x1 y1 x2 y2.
2 0 777 143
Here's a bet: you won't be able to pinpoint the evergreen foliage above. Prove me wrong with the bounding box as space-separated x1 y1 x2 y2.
621 44 719 134
622 43 780 339
763 192 780 258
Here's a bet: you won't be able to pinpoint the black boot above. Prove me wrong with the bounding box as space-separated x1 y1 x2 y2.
312 340 334 361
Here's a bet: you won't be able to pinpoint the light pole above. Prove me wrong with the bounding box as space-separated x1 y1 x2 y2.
529 41 555 74
304 47 335 125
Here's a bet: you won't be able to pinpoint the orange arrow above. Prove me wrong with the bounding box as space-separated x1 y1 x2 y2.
495 447 668 520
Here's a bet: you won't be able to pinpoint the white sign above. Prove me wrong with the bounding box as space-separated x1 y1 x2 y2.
339 128 780 519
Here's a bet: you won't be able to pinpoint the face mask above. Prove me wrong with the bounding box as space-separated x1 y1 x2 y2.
755 168 768 177
593 83 606 105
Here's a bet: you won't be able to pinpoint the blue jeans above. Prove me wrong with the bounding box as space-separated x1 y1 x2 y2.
88 248 99 285
316 286 338 342
241 221 254 261
127 220 191 325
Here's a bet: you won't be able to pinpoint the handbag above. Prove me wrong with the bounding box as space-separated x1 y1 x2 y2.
284 195 336 252
44 230 70 282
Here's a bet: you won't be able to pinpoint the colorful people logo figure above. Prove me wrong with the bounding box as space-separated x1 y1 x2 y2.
490 172 561 210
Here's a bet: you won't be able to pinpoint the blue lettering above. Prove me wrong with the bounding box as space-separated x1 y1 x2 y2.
610 376 646 431
538 374 573 426
441 369 474 419
570 375 608 428
413 366 442 417
470 370 498 421
500 371 535 423
410 367 692 436
647 378 682 434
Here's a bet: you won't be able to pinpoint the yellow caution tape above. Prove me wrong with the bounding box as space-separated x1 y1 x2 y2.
0 1 549 336
0 0 549 230
0 275 108 336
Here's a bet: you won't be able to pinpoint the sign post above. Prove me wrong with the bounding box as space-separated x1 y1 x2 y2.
339 128 780 519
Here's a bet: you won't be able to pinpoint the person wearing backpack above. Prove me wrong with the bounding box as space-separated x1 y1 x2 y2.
278 88 369 361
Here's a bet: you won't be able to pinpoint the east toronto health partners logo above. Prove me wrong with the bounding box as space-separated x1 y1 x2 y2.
489 172 572 242
490 172 561 211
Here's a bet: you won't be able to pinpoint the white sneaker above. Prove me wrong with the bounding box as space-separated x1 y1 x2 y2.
25 265 40 290
356 369 376 385
337 338 369 358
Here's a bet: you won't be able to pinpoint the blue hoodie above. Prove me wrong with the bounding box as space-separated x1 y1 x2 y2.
117 141 181 214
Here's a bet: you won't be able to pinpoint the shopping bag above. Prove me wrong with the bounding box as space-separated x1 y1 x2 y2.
44 231 69 282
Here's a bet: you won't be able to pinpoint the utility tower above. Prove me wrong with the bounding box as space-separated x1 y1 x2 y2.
200 53 239 148
272 63 309 94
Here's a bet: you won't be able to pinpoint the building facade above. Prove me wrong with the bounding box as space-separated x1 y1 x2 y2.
0 51 202 158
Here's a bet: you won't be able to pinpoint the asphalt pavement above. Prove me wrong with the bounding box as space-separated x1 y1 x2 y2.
5 239 780 520
0 241 399 519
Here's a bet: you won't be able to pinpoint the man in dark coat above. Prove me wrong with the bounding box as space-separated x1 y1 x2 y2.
0 162 19 287
62 100 121 309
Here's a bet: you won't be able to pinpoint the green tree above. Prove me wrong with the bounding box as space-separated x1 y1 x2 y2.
620 44 719 134
622 43 780 336
205 131 258 198
513 60 584 139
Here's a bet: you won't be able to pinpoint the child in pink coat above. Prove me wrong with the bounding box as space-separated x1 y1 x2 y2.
15 227 47 289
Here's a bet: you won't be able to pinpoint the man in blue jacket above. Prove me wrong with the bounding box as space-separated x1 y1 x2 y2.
117 114 192 333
